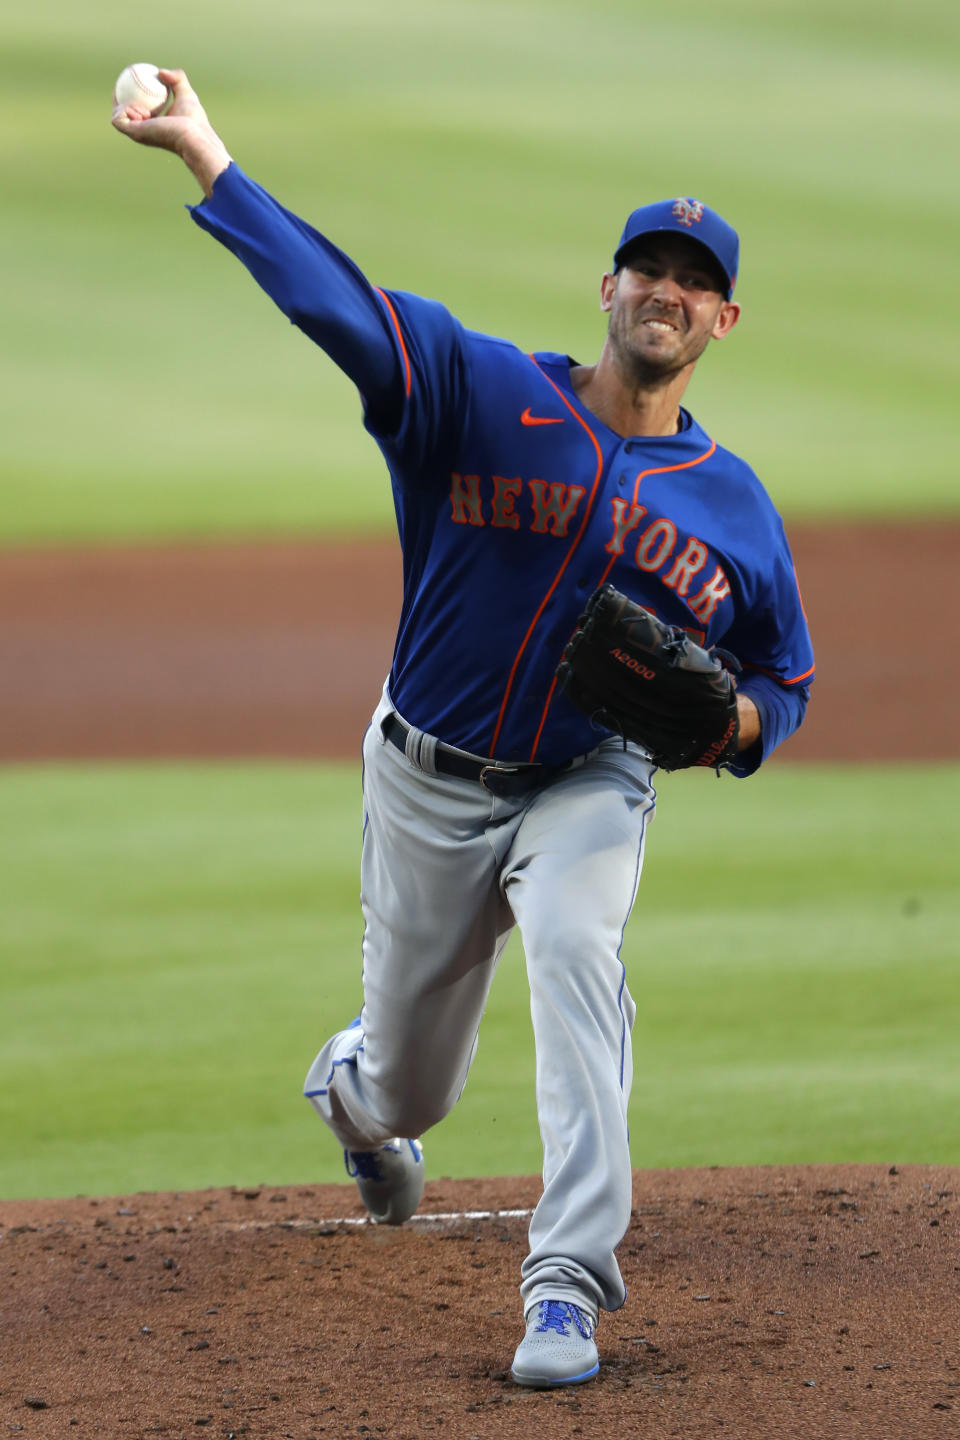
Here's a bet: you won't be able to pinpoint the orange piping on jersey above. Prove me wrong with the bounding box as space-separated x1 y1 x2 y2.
529 673 559 760
488 358 605 758
630 442 716 507
375 287 412 399
743 661 816 686
527 428 718 760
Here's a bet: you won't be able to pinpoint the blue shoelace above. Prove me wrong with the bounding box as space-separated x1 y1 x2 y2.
535 1301 593 1339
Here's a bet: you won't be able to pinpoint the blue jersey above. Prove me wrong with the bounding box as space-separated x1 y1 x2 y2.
191 166 814 774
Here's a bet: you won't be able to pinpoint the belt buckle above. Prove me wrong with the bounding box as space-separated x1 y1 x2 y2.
480 763 540 796
480 764 521 795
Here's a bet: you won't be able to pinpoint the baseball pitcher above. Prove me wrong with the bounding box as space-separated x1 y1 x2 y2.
113 70 814 1389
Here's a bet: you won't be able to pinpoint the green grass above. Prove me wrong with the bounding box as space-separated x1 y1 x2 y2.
1 0 958 544
1 761 956 1200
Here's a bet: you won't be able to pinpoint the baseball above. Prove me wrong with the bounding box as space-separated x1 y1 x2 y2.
113 63 170 116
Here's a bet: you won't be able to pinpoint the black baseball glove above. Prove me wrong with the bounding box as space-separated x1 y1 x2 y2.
555 584 741 771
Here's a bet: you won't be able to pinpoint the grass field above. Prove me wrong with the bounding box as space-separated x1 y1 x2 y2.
2 1 955 1208
2 761 957 1200
2 0 959 543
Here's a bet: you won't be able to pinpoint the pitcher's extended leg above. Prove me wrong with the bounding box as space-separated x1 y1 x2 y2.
503 742 656 1318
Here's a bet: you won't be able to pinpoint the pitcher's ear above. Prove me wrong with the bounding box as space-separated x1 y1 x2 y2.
712 300 741 339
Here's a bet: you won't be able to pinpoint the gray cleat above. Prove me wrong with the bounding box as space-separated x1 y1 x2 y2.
510 1299 600 1387
344 1138 425 1225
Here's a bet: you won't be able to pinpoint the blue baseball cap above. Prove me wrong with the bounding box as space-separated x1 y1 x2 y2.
613 198 739 298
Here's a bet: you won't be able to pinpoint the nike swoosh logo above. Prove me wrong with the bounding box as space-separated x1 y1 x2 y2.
521 407 564 427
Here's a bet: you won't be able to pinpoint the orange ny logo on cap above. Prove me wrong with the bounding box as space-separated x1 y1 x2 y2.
672 198 705 227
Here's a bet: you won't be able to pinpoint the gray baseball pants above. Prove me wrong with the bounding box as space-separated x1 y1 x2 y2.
304 686 656 1319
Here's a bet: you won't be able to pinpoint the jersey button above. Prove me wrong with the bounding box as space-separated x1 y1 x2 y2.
617 472 627 487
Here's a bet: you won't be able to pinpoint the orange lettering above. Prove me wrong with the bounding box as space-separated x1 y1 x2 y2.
634 518 677 572
491 475 522 530
528 480 587 537
605 498 647 556
663 536 709 596
696 717 738 767
689 565 732 622
450 472 485 527
610 647 655 681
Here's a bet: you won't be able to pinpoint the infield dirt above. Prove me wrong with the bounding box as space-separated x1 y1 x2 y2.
1 520 957 763
1 1166 957 1439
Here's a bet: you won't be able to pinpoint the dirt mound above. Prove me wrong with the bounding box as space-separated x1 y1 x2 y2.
1 1164 956 1438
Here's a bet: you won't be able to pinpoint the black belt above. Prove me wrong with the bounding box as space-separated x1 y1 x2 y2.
383 713 558 797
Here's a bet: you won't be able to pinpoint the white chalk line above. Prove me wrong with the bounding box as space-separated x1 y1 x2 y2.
221 1207 534 1232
